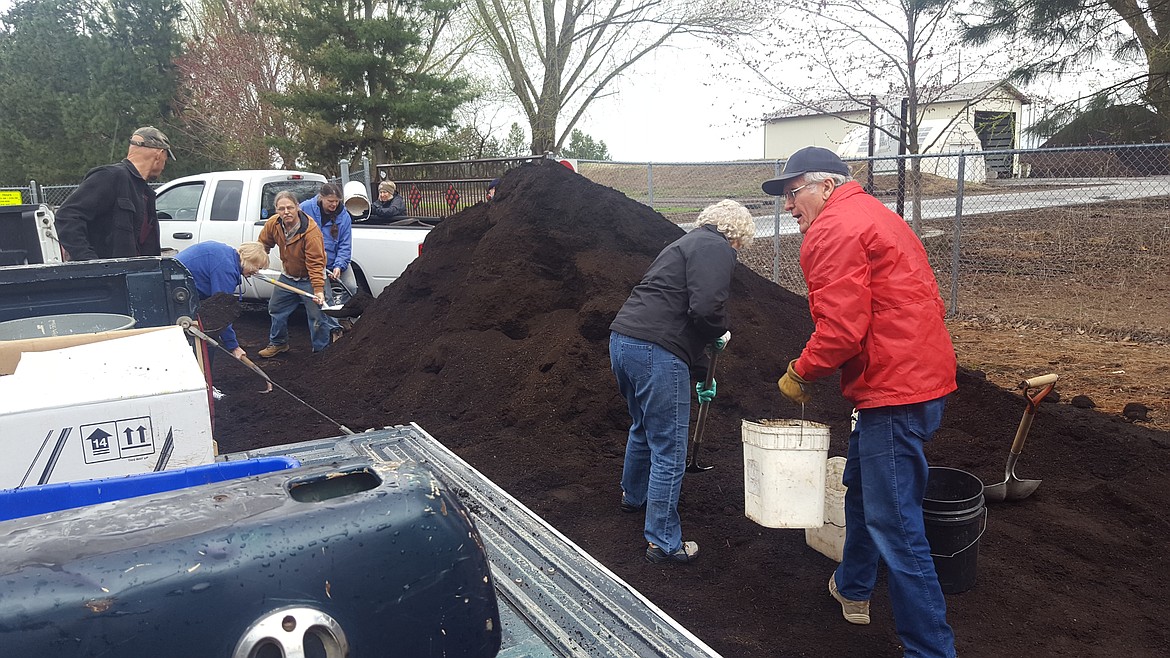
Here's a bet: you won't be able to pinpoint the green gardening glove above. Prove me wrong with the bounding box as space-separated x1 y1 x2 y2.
714 331 731 351
696 379 717 405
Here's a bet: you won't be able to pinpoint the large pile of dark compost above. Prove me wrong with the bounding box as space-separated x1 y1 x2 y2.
211 160 1170 657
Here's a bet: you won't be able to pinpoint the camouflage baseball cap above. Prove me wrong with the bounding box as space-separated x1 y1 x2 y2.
130 126 176 161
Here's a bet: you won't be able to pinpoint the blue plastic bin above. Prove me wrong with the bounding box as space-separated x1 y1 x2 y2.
0 457 301 521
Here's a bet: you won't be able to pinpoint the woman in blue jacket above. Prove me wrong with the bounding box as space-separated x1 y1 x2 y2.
300 183 357 337
176 240 269 360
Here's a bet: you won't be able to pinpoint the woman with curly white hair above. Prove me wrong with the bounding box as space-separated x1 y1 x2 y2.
608 199 753 564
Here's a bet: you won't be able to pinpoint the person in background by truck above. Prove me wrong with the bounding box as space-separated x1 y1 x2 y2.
368 181 407 222
256 191 332 356
54 126 175 261
176 241 270 361
486 178 500 201
299 183 355 338
608 199 754 565
765 147 958 658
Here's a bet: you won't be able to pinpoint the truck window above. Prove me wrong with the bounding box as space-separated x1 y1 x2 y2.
209 180 244 222
156 183 205 221
259 180 324 221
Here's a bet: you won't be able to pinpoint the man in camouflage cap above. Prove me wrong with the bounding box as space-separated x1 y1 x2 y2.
55 126 175 260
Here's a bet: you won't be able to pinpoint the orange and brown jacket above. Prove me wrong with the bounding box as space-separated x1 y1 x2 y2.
257 210 327 294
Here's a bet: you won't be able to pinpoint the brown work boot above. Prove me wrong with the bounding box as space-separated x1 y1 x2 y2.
258 343 289 358
829 573 870 625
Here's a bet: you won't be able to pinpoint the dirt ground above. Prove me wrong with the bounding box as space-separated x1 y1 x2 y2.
207 161 1169 658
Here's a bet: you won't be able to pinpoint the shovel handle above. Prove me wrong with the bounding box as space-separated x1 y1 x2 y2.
238 355 272 383
1010 373 1058 455
257 274 319 301
686 350 719 469
1019 373 1058 389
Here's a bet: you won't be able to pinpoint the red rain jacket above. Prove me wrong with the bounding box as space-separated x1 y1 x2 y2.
794 182 956 409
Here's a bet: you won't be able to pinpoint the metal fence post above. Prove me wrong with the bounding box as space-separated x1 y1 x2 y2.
362 156 371 187
29 180 38 204
647 162 654 209
773 160 782 284
949 153 966 317
340 158 351 185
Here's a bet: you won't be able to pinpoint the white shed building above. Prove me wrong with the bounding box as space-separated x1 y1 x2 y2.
763 81 1031 179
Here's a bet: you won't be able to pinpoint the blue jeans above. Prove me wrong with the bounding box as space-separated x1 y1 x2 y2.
835 398 956 658
267 275 332 352
610 332 690 553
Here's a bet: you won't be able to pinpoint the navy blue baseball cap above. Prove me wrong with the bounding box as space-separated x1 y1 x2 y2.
762 146 850 196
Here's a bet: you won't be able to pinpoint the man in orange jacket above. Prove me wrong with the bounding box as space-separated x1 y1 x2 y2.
256 190 332 355
765 147 958 658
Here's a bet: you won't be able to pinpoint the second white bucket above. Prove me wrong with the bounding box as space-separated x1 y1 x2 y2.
742 419 831 528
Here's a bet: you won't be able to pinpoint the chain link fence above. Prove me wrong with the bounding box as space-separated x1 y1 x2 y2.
579 144 1170 341
0 185 36 205
9 145 1168 340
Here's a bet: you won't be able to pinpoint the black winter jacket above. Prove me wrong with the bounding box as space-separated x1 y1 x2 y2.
610 224 737 379
367 194 406 223
54 159 160 260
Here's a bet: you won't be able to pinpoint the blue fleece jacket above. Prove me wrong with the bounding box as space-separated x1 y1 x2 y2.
300 196 353 272
176 241 244 350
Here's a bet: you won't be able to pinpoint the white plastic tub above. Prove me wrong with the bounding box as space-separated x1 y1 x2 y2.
805 456 848 561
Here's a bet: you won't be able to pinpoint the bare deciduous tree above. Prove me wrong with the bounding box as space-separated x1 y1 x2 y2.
731 0 1014 232
468 0 751 154
176 0 302 167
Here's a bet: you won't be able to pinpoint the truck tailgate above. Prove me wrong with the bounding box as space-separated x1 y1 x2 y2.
227 424 723 658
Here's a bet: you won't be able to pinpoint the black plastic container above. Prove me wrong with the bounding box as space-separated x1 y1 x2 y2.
923 466 987 594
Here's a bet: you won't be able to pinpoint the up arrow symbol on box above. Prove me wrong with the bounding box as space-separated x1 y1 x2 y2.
124 426 148 445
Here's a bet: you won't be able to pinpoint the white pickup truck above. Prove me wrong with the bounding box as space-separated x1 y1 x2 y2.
155 170 431 299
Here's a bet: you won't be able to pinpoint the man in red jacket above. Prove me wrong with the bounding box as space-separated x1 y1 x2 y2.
764 147 958 658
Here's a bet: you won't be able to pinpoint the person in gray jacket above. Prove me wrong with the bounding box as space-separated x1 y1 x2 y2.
609 200 755 564
368 181 406 223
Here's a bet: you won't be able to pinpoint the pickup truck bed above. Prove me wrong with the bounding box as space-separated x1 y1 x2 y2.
228 425 722 658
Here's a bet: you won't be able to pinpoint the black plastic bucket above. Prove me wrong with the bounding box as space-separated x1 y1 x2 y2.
923 467 987 594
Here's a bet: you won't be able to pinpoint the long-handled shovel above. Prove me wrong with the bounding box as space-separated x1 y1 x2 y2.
321 275 375 319
983 373 1058 503
253 272 344 312
685 349 719 473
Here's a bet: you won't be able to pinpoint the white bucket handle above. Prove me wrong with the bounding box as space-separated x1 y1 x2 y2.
928 507 988 560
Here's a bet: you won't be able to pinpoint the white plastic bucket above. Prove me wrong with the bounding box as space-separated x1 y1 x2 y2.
805 456 848 561
742 419 831 528
343 180 370 216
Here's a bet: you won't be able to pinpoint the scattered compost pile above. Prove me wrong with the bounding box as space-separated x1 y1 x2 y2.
212 160 1170 657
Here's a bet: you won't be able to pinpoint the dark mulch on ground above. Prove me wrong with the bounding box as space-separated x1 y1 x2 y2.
210 160 1170 657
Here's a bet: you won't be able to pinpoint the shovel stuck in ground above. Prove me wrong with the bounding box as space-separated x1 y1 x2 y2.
686 349 720 473
984 373 1058 503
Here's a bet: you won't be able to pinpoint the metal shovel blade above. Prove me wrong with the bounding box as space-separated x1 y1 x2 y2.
983 452 1042 503
983 374 1055 503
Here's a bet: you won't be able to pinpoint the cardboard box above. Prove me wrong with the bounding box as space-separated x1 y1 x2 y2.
0 326 214 489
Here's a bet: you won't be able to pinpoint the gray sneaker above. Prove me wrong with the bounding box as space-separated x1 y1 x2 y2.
645 541 699 564
829 573 870 624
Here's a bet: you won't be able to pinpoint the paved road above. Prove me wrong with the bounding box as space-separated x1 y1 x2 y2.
746 177 1170 237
